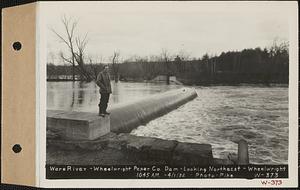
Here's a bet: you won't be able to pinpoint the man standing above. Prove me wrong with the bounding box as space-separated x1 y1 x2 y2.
96 65 112 117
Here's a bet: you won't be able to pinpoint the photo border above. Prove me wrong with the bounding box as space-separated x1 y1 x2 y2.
37 1 298 188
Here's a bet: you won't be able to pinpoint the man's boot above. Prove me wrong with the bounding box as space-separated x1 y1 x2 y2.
98 104 105 117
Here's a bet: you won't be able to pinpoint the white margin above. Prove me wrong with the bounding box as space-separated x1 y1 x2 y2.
38 1 298 188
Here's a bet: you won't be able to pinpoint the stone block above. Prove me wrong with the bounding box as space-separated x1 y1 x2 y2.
47 132 118 151
126 136 156 152
47 110 110 140
213 158 235 165
147 139 178 160
172 142 213 165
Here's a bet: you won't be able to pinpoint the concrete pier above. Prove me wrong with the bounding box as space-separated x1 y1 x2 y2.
47 110 110 140
237 139 249 165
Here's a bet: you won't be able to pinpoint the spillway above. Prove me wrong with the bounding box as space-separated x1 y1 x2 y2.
109 88 198 133
47 88 198 140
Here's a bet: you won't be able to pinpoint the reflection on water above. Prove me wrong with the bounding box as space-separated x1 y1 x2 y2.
47 81 179 112
47 82 288 164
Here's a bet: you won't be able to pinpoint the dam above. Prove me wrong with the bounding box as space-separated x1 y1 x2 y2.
47 88 197 140
110 88 197 133
47 87 248 165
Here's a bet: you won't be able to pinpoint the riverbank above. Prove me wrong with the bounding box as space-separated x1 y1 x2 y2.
47 132 235 165
47 78 288 87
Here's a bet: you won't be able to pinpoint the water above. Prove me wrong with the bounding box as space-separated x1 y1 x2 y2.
47 81 288 164
47 81 179 112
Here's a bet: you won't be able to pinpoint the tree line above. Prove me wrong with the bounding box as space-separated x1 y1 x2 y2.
48 41 288 85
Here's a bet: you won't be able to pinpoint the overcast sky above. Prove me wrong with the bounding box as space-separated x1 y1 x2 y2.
42 1 291 64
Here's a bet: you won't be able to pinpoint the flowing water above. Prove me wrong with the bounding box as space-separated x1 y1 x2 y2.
47 81 288 164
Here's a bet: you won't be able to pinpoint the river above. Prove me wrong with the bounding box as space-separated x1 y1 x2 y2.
47 81 288 164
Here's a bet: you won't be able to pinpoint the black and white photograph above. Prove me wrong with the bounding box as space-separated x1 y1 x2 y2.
41 1 298 188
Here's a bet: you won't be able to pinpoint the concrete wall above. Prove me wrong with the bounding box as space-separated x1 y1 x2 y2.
152 75 168 81
110 88 197 133
152 75 183 85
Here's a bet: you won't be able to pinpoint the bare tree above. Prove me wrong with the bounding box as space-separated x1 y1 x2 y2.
88 55 103 80
111 51 120 82
160 48 173 84
47 51 56 64
174 50 190 73
269 38 289 58
148 54 161 62
177 49 191 61
73 34 93 81
51 15 92 81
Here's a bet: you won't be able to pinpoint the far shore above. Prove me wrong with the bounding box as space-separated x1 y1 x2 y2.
46 78 288 87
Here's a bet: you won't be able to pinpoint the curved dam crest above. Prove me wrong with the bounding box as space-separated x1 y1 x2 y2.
47 88 198 140
109 88 198 133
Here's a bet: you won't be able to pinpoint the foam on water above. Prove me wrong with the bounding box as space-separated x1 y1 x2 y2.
131 86 288 164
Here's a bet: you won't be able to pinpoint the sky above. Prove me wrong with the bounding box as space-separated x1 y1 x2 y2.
42 1 292 64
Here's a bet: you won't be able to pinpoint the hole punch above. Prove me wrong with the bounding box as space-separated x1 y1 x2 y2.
12 144 22 153
12 41 22 51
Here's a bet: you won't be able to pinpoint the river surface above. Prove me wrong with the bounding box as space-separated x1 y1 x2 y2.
47 81 289 164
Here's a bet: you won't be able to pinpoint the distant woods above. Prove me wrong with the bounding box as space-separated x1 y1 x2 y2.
49 16 288 85
48 40 288 85
119 42 289 85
